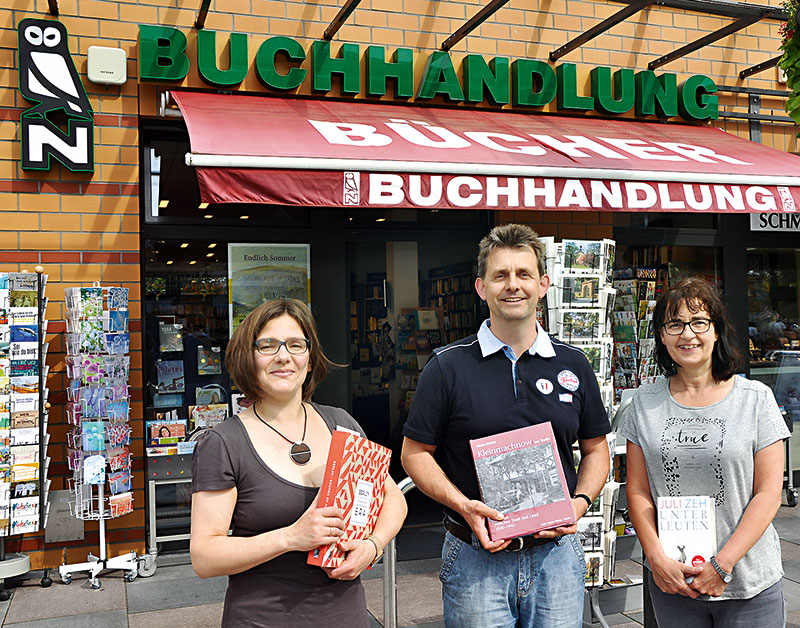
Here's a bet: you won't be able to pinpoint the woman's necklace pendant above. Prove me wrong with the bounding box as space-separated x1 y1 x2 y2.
290 442 312 465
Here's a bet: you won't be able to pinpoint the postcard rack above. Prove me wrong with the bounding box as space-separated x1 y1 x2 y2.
0 268 53 599
541 237 616 416
58 284 139 588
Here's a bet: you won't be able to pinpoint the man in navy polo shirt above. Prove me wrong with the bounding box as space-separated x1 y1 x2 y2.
402 223 611 628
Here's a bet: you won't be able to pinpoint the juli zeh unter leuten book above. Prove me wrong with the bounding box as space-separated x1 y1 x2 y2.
657 495 716 568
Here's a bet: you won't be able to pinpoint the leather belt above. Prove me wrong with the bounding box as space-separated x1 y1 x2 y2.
444 517 557 552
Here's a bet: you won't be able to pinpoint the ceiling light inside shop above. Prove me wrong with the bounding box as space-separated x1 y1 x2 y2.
240 215 249 220
158 200 169 208
166 260 173 265
189 260 197 265
208 243 217 249
376 218 386 222
204 214 213 219
180 243 189 248
206 253 214 257
198 202 209 209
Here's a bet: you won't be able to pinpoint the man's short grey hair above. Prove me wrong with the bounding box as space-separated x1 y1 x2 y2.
476 223 546 279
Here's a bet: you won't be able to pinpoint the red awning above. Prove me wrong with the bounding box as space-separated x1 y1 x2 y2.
172 91 800 212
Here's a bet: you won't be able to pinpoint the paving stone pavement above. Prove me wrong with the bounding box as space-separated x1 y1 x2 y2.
0 498 797 627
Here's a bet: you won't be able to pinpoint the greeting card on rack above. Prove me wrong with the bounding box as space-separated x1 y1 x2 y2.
107 287 128 310
108 310 129 333
109 492 133 517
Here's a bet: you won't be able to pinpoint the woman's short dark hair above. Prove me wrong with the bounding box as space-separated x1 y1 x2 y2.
653 277 743 381
225 299 333 402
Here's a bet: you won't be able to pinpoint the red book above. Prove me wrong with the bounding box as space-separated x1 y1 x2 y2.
470 422 575 541
307 429 392 567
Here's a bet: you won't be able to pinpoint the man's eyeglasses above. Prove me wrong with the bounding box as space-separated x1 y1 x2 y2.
254 338 310 355
662 319 713 336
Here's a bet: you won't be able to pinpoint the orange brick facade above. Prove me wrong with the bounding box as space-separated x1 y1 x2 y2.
0 0 794 569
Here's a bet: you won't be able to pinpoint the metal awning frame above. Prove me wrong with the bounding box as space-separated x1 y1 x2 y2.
186 0 790 82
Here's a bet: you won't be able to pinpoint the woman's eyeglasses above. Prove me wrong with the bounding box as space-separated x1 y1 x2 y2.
254 338 310 355
662 319 713 336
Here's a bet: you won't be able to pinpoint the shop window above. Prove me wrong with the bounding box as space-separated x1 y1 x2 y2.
141 127 308 227
143 239 232 425
747 248 800 471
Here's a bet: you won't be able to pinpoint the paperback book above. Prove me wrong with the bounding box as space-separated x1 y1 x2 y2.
470 422 575 541
657 495 716 568
308 429 392 568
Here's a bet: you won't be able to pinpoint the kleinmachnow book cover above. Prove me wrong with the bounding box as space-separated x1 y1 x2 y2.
307 429 392 568
470 422 575 541
657 495 716 568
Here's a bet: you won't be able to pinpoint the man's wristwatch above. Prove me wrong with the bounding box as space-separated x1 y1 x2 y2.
710 556 733 583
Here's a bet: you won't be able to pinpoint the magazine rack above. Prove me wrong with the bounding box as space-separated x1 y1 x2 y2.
0 267 53 598
58 283 139 588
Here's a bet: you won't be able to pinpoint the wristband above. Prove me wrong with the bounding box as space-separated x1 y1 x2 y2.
366 535 383 568
573 493 593 509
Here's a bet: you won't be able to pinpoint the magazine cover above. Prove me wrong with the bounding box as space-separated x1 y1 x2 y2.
470 422 575 541
156 360 185 393
657 495 716 568
197 346 222 375
307 429 392 568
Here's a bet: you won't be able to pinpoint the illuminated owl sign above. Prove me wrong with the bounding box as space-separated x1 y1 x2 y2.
17 19 94 172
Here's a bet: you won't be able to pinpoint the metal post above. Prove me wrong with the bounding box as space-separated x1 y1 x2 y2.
383 477 417 628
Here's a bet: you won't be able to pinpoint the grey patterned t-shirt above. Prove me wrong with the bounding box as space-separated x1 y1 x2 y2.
619 376 790 600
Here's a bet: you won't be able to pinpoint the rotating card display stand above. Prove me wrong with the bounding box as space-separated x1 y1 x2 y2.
58 284 139 588
0 267 53 599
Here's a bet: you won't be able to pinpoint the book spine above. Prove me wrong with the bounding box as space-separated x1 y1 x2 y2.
307 433 345 567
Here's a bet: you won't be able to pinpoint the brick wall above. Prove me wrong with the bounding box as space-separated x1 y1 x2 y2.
0 0 793 569
1 6 142 567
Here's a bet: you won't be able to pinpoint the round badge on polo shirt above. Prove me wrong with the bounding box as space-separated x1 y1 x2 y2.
536 379 554 395
557 369 580 391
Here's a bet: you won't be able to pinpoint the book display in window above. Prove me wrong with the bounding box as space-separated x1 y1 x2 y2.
59 284 139 588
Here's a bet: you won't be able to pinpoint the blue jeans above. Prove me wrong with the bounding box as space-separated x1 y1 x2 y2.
439 530 586 628
648 571 786 628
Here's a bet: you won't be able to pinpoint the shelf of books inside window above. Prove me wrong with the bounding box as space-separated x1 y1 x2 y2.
422 261 478 345
396 308 446 413
64 284 134 520
0 270 52 537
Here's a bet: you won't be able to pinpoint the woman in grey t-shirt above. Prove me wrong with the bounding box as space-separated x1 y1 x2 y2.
620 278 789 628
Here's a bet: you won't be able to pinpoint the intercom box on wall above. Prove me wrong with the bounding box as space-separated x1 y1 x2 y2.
87 46 127 85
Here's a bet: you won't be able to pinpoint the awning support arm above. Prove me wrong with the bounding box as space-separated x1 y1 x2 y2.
195 0 212 29
739 55 781 79
324 0 363 40
441 0 511 51
48 0 58 15
550 0 655 62
648 10 773 70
